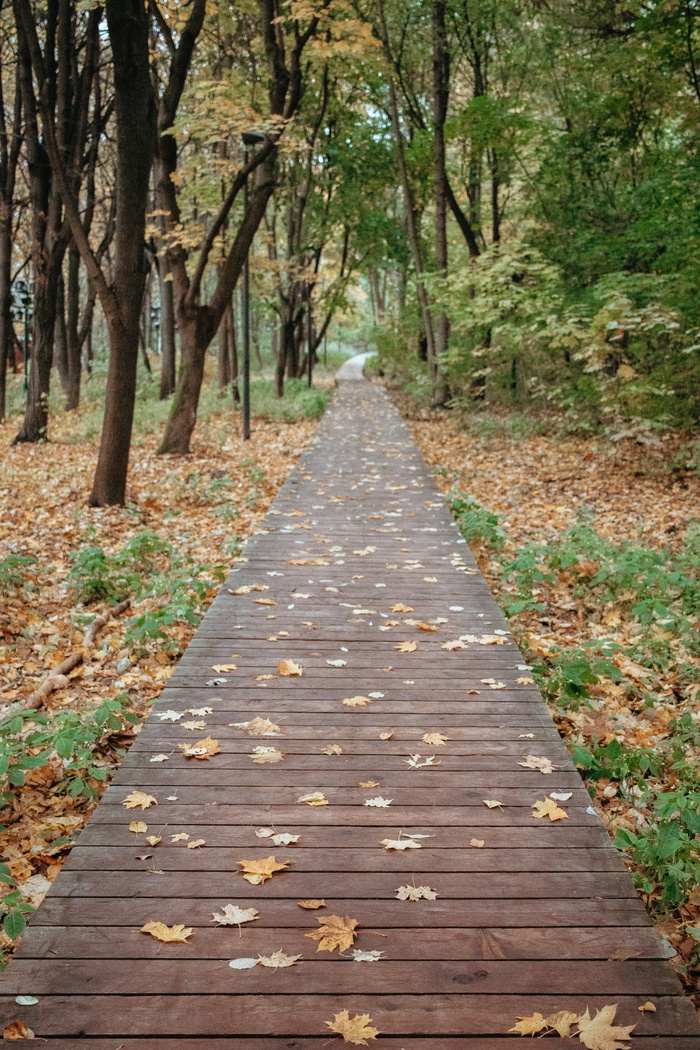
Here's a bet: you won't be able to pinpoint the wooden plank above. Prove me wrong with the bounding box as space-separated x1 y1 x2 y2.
26 896 655 928
0 993 696 1037
0 959 682 996
41 870 639 898
13 925 668 960
61 845 625 874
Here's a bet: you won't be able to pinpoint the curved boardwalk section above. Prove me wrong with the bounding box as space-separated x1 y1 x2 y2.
1 367 699 1046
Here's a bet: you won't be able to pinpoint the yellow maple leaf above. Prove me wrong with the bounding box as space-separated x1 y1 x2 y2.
122 791 157 810
519 754 555 774
422 732 448 746
325 1010 380 1045
179 736 221 760
509 1012 549 1036
141 921 193 943
359 780 379 788
343 695 371 707
298 898 326 909
576 1005 635 1049
250 746 284 763
257 949 301 968
234 716 281 736
187 839 205 849
470 838 485 848
238 856 290 885
532 797 569 821
278 658 303 676
483 799 504 809
390 603 413 612
230 583 268 595
254 598 277 606
297 791 329 806
416 621 437 632
548 1010 580 1037
321 743 343 755
211 663 237 672
306 913 359 953
395 640 417 652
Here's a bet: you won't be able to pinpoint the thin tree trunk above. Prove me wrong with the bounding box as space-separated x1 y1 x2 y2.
0 221 14 421
65 244 81 409
431 0 450 404
54 270 69 393
158 253 176 399
386 77 435 363
228 299 240 403
217 306 231 389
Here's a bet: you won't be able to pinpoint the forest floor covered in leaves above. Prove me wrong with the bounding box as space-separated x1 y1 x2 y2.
397 389 700 1009
0 371 329 962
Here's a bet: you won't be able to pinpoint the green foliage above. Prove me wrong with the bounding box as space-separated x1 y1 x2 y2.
67 529 226 651
447 489 504 549
0 555 38 595
250 379 331 423
0 693 139 803
68 531 171 604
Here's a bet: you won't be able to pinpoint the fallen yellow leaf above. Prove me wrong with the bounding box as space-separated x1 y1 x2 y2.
325 1010 380 1045
278 659 303 676
306 914 358 953
238 856 290 885
532 797 569 821
141 921 193 943
298 899 326 909
179 736 221 760
122 791 157 810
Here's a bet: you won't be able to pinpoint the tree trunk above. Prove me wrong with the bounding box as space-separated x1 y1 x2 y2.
217 307 231 388
89 0 155 505
158 254 176 399
90 318 139 505
13 246 63 444
157 315 207 454
0 217 14 421
229 300 240 403
431 0 450 405
65 243 82 410
54 270 69 394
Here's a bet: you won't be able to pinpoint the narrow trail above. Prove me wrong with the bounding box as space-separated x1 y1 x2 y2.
1 360 698 1046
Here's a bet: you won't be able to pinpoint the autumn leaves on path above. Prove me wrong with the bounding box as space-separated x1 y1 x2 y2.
1 370 699 1046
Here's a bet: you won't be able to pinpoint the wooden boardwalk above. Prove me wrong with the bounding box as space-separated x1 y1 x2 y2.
2 361 699 1046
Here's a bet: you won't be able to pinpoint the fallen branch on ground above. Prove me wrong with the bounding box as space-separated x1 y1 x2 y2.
4 598 133 716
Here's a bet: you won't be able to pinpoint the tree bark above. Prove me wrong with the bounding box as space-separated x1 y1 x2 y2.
158 253 176 399
431 0 450 404
54 270 69 393
64 244 81 409
89 0 155 505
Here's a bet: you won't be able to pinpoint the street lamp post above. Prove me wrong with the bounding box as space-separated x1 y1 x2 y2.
306 279 313 388
241 130 266 441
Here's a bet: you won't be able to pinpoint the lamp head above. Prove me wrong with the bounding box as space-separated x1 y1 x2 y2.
242 130 266 146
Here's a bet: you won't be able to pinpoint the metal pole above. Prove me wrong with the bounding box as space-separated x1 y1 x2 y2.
307 281 313 388
242 145 251 441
